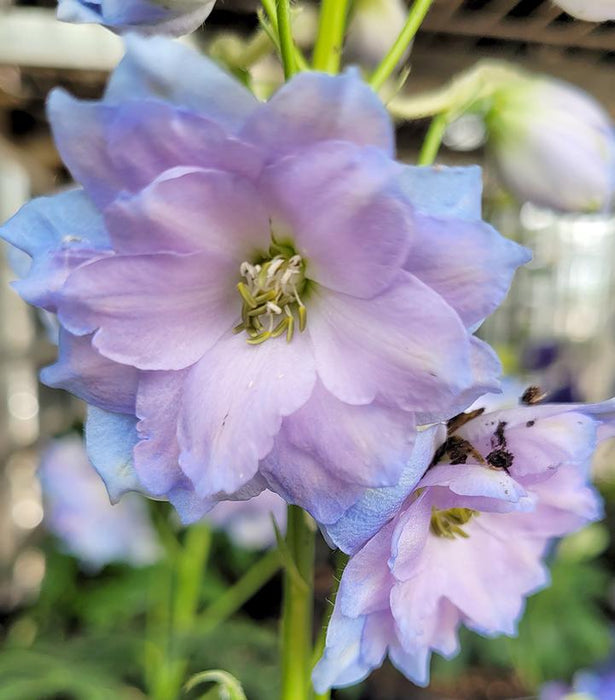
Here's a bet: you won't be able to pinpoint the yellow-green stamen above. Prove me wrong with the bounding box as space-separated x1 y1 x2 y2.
237 244 307 345
430 507 477 539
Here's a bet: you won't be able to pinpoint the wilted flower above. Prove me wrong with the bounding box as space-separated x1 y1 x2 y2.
1 37 528 525
345 0 408 69
39 435 161 571
207 490 286 549
554 1 615 22
486 74 615 212
313 398 614 691
57 0 216 36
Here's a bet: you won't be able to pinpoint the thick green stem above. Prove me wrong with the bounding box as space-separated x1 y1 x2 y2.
417 112 448 166
199 548 282 634
369 0 434 91
281 506 316 700
275 0 297 78
147 523 211 700
260 0 309 72
312 0 351 73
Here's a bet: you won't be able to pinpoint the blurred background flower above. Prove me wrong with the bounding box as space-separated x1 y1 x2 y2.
57 0 217 36
39 434 161 571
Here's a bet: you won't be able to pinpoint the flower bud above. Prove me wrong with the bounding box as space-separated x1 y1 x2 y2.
345 0 408 69
486 75 615 212
554 0 615 21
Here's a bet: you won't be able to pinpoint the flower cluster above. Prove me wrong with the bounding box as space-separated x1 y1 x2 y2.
3 4 614 694
313 397 614 690
1 36 528 527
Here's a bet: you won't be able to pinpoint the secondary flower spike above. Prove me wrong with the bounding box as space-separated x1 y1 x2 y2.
57 0 216 35
1 37 529 525
313 397 614 691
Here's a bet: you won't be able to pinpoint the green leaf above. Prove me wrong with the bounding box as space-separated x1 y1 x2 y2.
184 670 247 700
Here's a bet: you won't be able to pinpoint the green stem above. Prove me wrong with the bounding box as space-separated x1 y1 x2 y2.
369 0 434 91
148 523 212 700
417 112 448 165
281 506 316 700
275 0 297 79
199 548 282 634
312 0 351 73
260 0 309 72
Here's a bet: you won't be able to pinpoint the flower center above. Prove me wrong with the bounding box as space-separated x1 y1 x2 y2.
430 507 477 539
235 243 307 345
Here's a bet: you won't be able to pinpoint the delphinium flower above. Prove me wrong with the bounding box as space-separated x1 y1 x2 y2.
553 1 615 22
39 435 161 571
313 396 615 691
1 36 529 527
57 0 216 36
486 73 615 212
207 490 286 550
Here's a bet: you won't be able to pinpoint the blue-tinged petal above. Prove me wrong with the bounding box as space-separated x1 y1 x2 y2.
57 0 103 23
398 165 483 220
106 36 258 130
241 68 394 157
41 329 138 414
85 406 141 502
48 94 262 207
321 426 444 554
1 188 110 310
406 214 531 327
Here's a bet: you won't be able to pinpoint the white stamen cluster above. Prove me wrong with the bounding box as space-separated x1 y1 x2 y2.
235 253 306 345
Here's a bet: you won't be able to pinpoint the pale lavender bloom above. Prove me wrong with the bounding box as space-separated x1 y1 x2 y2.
487 75 615 212
313 399 614 691
1 37 528 525
554 1 615 21
57 0 216 36
39 435 161 571
207 490 286 550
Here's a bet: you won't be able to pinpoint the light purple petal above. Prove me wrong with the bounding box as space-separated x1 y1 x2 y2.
178 331 316 498
308 272 474 412
242 68 394 158
134 369 187 496
260 382 415 523
59 251 236 370
261 141 410 298
41 329 138 414
105 168 270 257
